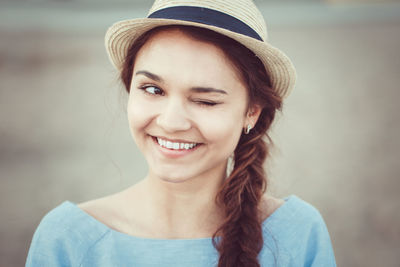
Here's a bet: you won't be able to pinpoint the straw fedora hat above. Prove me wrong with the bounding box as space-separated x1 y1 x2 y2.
105 0 296 98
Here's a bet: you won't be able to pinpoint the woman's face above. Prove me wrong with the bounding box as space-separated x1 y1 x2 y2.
127 29 259 184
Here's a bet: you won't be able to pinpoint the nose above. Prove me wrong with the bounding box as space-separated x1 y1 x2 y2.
156 98 191 133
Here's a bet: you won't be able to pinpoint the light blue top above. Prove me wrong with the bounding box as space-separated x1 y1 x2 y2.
26 195 336 267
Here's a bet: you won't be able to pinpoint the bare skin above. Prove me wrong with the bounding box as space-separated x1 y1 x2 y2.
78 186 284 239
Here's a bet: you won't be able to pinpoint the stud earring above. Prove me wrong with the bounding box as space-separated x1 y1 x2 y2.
244 125 252 134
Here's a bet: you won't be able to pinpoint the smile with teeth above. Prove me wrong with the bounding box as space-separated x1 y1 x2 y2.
156 137 199 150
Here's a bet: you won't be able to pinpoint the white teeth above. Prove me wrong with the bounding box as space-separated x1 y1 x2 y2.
166 141 173 149
156 137 198 150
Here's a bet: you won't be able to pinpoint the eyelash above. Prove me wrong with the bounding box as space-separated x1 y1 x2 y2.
139 85 164 96
193 100 218 106
138 85 220 107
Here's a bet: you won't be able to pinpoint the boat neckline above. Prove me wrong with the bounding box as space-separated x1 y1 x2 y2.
63 195 298 242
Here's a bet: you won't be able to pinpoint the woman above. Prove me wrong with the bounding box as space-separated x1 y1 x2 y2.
26 0 336 266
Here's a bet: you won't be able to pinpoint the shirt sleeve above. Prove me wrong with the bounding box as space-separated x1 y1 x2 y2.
26 202 111 267
290 207 336 267
25 202 105 267
25 209 83 267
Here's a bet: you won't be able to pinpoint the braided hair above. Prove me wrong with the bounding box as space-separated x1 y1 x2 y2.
120 25 282 267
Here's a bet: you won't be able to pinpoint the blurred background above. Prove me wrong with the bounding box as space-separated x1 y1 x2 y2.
1 0 400 266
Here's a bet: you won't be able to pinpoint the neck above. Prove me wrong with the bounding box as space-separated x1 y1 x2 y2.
125 166 227 239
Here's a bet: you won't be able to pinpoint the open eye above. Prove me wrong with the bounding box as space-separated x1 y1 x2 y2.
140 85 164 95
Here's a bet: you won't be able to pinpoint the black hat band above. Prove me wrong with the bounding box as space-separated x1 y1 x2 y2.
148 6 263 41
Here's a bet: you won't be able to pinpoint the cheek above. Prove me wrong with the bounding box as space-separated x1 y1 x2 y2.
197 110 245 150
127 93 154 136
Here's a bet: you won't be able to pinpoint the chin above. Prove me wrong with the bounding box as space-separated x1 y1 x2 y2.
152 168 202 184
158 176 189 184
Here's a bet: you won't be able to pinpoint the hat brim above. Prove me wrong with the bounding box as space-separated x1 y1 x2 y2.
105 18 296 98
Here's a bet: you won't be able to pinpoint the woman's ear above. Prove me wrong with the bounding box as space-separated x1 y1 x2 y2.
244 104 262 129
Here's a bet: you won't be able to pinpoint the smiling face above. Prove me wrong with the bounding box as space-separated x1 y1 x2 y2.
127 28 260 184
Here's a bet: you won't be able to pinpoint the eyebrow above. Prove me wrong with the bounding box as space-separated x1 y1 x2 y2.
135 70 227 95
190 87 227 95
135 70 163 82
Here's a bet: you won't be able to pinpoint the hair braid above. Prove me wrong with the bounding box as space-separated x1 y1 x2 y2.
212 104 278 267
213 133 266 267
211 33 282 266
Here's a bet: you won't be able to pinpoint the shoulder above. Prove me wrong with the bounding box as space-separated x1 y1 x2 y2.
261 195 327 246
259 194 285 221
26 201 111 267
261 196 336 266
78 197 114 227
77 192 137 236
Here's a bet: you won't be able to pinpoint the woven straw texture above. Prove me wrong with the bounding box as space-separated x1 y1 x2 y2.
105 0 296 98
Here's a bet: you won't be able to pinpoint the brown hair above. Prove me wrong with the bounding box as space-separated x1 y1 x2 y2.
120 25 282 267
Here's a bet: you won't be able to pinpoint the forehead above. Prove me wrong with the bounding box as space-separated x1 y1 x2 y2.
133 29 247 94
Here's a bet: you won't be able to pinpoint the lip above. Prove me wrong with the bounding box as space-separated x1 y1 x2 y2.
151 135 202 159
